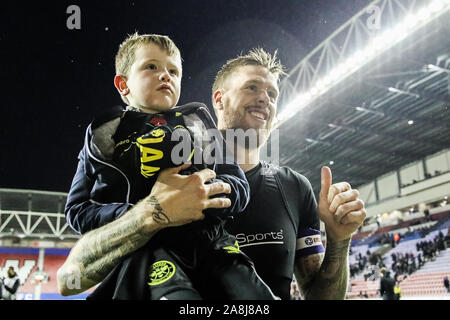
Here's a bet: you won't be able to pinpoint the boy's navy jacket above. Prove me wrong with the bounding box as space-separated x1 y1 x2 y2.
65 102 250 234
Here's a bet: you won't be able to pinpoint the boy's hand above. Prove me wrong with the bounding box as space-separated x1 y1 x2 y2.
143 163 232 229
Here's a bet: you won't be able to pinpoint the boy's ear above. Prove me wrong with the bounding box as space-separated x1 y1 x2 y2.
212 89 224 111
114 75 130 96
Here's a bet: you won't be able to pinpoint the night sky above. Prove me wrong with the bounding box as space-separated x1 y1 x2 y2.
1 0 370 193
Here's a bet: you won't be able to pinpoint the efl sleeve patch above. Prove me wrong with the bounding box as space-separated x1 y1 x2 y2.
296 228 325 257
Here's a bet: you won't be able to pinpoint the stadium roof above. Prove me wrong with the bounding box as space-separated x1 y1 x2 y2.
0 189 77 240
276 0 450 196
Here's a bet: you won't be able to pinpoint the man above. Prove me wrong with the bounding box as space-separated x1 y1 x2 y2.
211 48 365 299
0 267 20 300
394 281 401 300
379 267 396 300
443 276 449 293
58 48 366 300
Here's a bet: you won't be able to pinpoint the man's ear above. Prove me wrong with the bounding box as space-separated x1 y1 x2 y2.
114 75 130 96
212 89 224 111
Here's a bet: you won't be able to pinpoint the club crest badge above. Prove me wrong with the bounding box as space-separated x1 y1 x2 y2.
148 260 176 286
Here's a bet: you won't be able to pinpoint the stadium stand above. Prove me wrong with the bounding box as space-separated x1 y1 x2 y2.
0 247 90 300
0 189 89 299
347 206 450 299
400 249 450 296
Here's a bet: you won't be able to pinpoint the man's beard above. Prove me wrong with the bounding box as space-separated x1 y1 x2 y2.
221 108 271 149
221 127 271 150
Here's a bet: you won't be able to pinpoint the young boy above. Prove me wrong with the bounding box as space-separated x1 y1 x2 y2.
64 33 276 300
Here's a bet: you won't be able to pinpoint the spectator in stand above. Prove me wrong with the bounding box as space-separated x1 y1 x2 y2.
350 264 359 278
417 239 438 262
409 255 416 274
378 254 385 268
390 235 396 248
379 267 396 300
359 257 365 273
391 252 397 264
359 290 369 299
444 276 450 293
437 233 445 251
417 252 423 268
424 209 430 222
0 267 20 300
369 252 378 265
431 240 437 260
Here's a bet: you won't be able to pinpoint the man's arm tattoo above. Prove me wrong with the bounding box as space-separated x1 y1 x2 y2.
297 237 351 300
77 213 148 282
148 195 170 225
62 205 157 290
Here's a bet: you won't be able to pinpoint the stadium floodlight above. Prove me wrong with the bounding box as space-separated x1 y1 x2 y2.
277 0 450 124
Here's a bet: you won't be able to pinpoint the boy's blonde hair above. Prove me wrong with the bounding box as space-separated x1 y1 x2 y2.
212 48 286 97
115 32 181 104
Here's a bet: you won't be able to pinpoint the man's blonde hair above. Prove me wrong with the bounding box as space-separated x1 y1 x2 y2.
212 48 286 96
115 32 181 104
